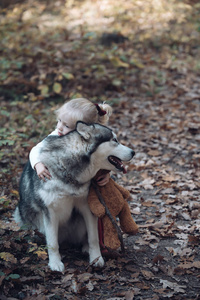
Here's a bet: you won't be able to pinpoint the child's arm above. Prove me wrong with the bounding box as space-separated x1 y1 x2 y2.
29 130 57 181
35 162 51 181
29 141 52 181
29 140 44 169
96 172 110 186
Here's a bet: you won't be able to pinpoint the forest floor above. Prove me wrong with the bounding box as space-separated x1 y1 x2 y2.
0 0 200 299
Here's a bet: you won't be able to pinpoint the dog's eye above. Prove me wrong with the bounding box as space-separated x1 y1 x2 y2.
112 138 118 143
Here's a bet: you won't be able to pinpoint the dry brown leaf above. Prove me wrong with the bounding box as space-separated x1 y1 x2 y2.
125 290 135 300
178 261 200 269
141 270 154 280
142 201 157 208
162 175 180 182
148 150 161 156
77 272 93 283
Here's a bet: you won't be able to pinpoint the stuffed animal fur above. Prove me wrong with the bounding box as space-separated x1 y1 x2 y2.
88 177 138 250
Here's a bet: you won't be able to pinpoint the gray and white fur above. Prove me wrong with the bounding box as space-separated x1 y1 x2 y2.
14 122 135 272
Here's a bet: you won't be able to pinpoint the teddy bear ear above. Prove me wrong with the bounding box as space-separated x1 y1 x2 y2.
76 121 93 140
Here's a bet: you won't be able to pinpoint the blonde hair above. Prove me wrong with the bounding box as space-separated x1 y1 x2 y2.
56 98 112 128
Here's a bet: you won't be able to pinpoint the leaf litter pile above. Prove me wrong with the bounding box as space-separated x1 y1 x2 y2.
0 0 200 299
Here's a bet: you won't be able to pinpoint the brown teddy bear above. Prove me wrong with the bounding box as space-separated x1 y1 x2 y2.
88 175 138 252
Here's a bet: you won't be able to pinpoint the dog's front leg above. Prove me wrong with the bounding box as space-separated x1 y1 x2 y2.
79 203 104 267
44 210 64 272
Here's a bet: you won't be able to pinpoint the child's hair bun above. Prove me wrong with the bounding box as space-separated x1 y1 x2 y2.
97 103 112 125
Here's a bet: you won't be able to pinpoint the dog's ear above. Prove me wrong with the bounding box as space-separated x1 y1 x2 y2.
76 121 92 140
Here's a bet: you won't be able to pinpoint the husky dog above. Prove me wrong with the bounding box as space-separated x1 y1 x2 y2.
14 122 135 272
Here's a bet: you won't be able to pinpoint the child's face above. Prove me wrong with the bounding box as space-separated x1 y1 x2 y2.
56 117 75 136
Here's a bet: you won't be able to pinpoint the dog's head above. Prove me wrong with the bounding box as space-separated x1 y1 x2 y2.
76 121 135 174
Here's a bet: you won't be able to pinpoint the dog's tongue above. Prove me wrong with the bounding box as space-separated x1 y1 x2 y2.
115 157 127 173
109 156 127 173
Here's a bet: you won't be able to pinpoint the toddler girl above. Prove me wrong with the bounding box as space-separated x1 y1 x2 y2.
29 98 113 185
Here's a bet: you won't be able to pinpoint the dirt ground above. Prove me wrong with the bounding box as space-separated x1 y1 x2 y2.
1 94 200 299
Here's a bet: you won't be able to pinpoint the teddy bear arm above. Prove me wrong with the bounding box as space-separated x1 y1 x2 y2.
119 201 138 234
87 186 106 217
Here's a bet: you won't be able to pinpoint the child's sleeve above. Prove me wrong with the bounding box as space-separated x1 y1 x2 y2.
29 140 44 169
29 129 58 169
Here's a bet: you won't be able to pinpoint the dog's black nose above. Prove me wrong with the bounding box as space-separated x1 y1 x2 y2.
132 150 135 157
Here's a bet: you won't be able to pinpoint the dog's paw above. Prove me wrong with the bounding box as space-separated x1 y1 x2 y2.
90 256 105 268
49 260 65 272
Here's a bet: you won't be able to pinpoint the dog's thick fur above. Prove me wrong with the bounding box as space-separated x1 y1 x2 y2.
14 122 135 272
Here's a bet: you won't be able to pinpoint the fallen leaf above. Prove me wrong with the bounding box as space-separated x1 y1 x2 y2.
148 150 161 156
0 252 17 264
38 84 49 96
62 72 74 80
53 82 62 94
152 255 164 264
177 261 200 269
34 249 48 260
125 290 135 300
141 270 154 280
110 57 129 68
140 178 155 190
86 280 94 291
77 272 93 283
160 279 186 293
162 175 180 182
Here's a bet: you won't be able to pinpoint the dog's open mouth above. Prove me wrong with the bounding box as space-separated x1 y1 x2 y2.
108 156 127 174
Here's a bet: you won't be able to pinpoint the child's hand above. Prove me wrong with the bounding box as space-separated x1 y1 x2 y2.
35 162 51 181
96 173 110 186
